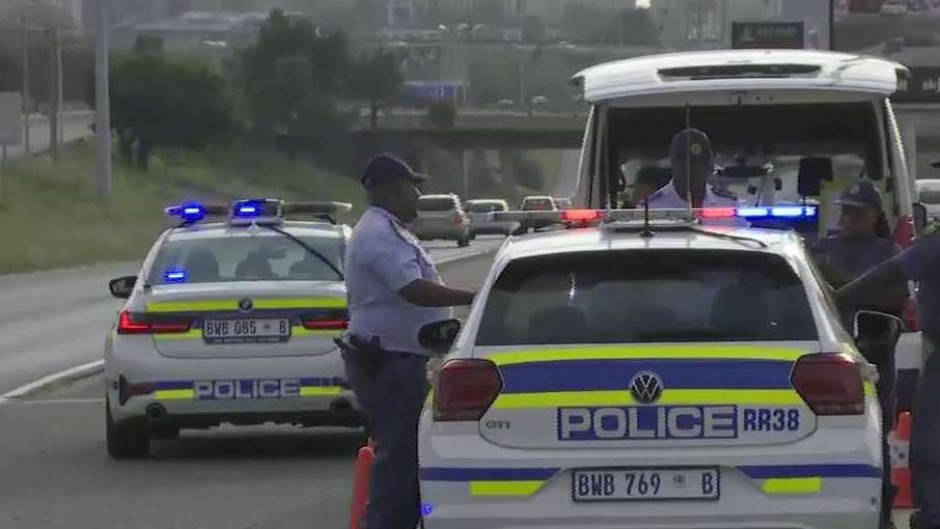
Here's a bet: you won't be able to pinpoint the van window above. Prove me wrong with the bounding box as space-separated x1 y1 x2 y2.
417 197 456 211
468 202 506 213
920 190 940 205
607 102 882 208
522 198 554 211
477 250 817 345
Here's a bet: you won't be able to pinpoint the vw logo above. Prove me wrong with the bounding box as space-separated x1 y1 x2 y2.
238 298 254 312
629 371 663 404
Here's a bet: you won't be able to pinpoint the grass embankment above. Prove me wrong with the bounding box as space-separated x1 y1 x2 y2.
0 141 362 274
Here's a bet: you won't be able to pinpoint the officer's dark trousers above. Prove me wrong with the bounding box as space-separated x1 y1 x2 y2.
345 350 428 529
912 337 940 527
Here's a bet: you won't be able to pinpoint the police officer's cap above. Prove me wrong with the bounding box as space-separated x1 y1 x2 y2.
837 179 883 211
361 153 429 189
670 128 712 166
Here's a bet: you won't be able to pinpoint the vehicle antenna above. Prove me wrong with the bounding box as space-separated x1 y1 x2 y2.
685 101 693 221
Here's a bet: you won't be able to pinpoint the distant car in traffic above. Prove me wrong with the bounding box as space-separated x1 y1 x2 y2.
465 199 517 236
880 0 909 14
519 195 558 233
412 194 473 247
554 198 572 210
916 179 940 220
104 199 358 459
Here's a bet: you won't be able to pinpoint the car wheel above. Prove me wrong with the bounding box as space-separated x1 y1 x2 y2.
106 397 150 459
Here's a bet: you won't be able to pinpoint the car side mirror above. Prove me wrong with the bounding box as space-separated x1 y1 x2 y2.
853 310 904 344
109 275 137 299
418 319 462 355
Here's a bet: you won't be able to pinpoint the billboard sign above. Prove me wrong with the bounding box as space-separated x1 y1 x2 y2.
732 22 805 49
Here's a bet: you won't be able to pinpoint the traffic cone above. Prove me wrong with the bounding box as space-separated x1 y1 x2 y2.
890 411 913 509
349 439 375 529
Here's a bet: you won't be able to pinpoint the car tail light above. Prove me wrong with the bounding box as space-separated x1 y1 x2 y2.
301 309 349 330
433 359 502 422
116 310 191 335
791 353 865 416
903 298 919 332
118 375 154 405
894 214 915 248
699 207 737 219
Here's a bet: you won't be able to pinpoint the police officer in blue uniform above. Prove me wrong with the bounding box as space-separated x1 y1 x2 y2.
645 128 740 210
814 180 907 529
342 154 475 529
837 231 940 529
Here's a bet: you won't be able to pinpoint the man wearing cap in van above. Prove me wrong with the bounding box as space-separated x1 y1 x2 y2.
343 153 475 529
837 229 940 529
645 128 741 212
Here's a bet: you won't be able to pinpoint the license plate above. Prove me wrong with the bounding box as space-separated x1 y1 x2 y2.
572 468 720 502
202 319 291 344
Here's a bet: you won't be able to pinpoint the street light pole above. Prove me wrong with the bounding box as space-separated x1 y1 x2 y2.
49 28 60 162
21 15 30 155
94 0 112 201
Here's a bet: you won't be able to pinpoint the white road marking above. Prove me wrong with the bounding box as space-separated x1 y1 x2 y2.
0 359 104 404
0 243 498 405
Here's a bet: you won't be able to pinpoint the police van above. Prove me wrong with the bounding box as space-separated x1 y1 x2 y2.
418 207 892 529
569 48 925 412
104 199 357 458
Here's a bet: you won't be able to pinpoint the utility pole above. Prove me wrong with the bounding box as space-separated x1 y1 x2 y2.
94 0 112 201
21 15 30 155
56 27 63 146
49 28 60 161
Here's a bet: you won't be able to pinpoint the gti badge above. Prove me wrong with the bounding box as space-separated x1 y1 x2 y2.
238 298 254 312
629 371 663 404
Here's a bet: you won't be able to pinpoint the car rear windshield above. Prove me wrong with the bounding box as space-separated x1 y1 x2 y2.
523 198 554 211
920 190 940 204
476 250 816 345
418 197 456 211
148 232 344 285
469 202 507 213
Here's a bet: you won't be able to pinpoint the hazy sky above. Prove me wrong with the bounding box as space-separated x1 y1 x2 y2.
637 0 651 7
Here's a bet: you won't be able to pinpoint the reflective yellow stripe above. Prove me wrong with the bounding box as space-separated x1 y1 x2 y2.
469 480 546 496
864 381 876 397
299 386 343 397
762 477 822 495
293 327 343 337
488 345 806 366
154 389 195 400
491 389 803 409
146 297 346 313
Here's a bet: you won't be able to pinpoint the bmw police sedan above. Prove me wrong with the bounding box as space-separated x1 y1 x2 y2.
104 199 357 458
420 207 886 529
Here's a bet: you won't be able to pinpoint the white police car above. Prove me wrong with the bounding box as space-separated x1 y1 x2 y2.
104 199 358 458
419 207 890 529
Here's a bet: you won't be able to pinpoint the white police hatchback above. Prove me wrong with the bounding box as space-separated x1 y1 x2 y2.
104 199 358 458
419 207 891 529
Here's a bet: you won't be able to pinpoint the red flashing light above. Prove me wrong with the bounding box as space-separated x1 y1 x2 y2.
698 208 736 219
116 310 191 335
894 214 915 248
301 310 349 331
561 209 602 223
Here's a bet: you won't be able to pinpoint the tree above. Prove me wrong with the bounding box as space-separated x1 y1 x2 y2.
236 9 350 138
347 48 404 130
425 101 456 130
109 54 237 168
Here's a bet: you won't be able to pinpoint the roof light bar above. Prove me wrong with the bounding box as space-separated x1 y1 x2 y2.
164 202 227 223
490 206 817 225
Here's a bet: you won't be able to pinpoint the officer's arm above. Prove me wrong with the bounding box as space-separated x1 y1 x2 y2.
836 260 908 308
400 279 475 307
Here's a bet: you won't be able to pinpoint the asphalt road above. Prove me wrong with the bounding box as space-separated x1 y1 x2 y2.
0 249 493 529
4 112 95 159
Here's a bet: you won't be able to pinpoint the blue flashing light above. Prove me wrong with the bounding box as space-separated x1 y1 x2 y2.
163 269 188 283
231 199 279 219
420 502 433 517
734 206 817 219
166 202 207 223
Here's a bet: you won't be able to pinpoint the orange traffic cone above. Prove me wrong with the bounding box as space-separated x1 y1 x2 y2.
349 439 375 529
891 412 913 509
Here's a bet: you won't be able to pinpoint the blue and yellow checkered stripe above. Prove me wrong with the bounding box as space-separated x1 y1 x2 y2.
420 464 881 497
145 297 347 313
151 377 347 400
482 345 875 408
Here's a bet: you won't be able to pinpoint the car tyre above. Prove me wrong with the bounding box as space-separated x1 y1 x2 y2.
106 397 150 459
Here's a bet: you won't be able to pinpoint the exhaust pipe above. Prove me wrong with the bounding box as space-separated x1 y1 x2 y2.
145 403 167 422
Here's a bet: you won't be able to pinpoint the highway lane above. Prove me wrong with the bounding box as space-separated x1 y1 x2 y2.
0 238 504 396
0 251 494 529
